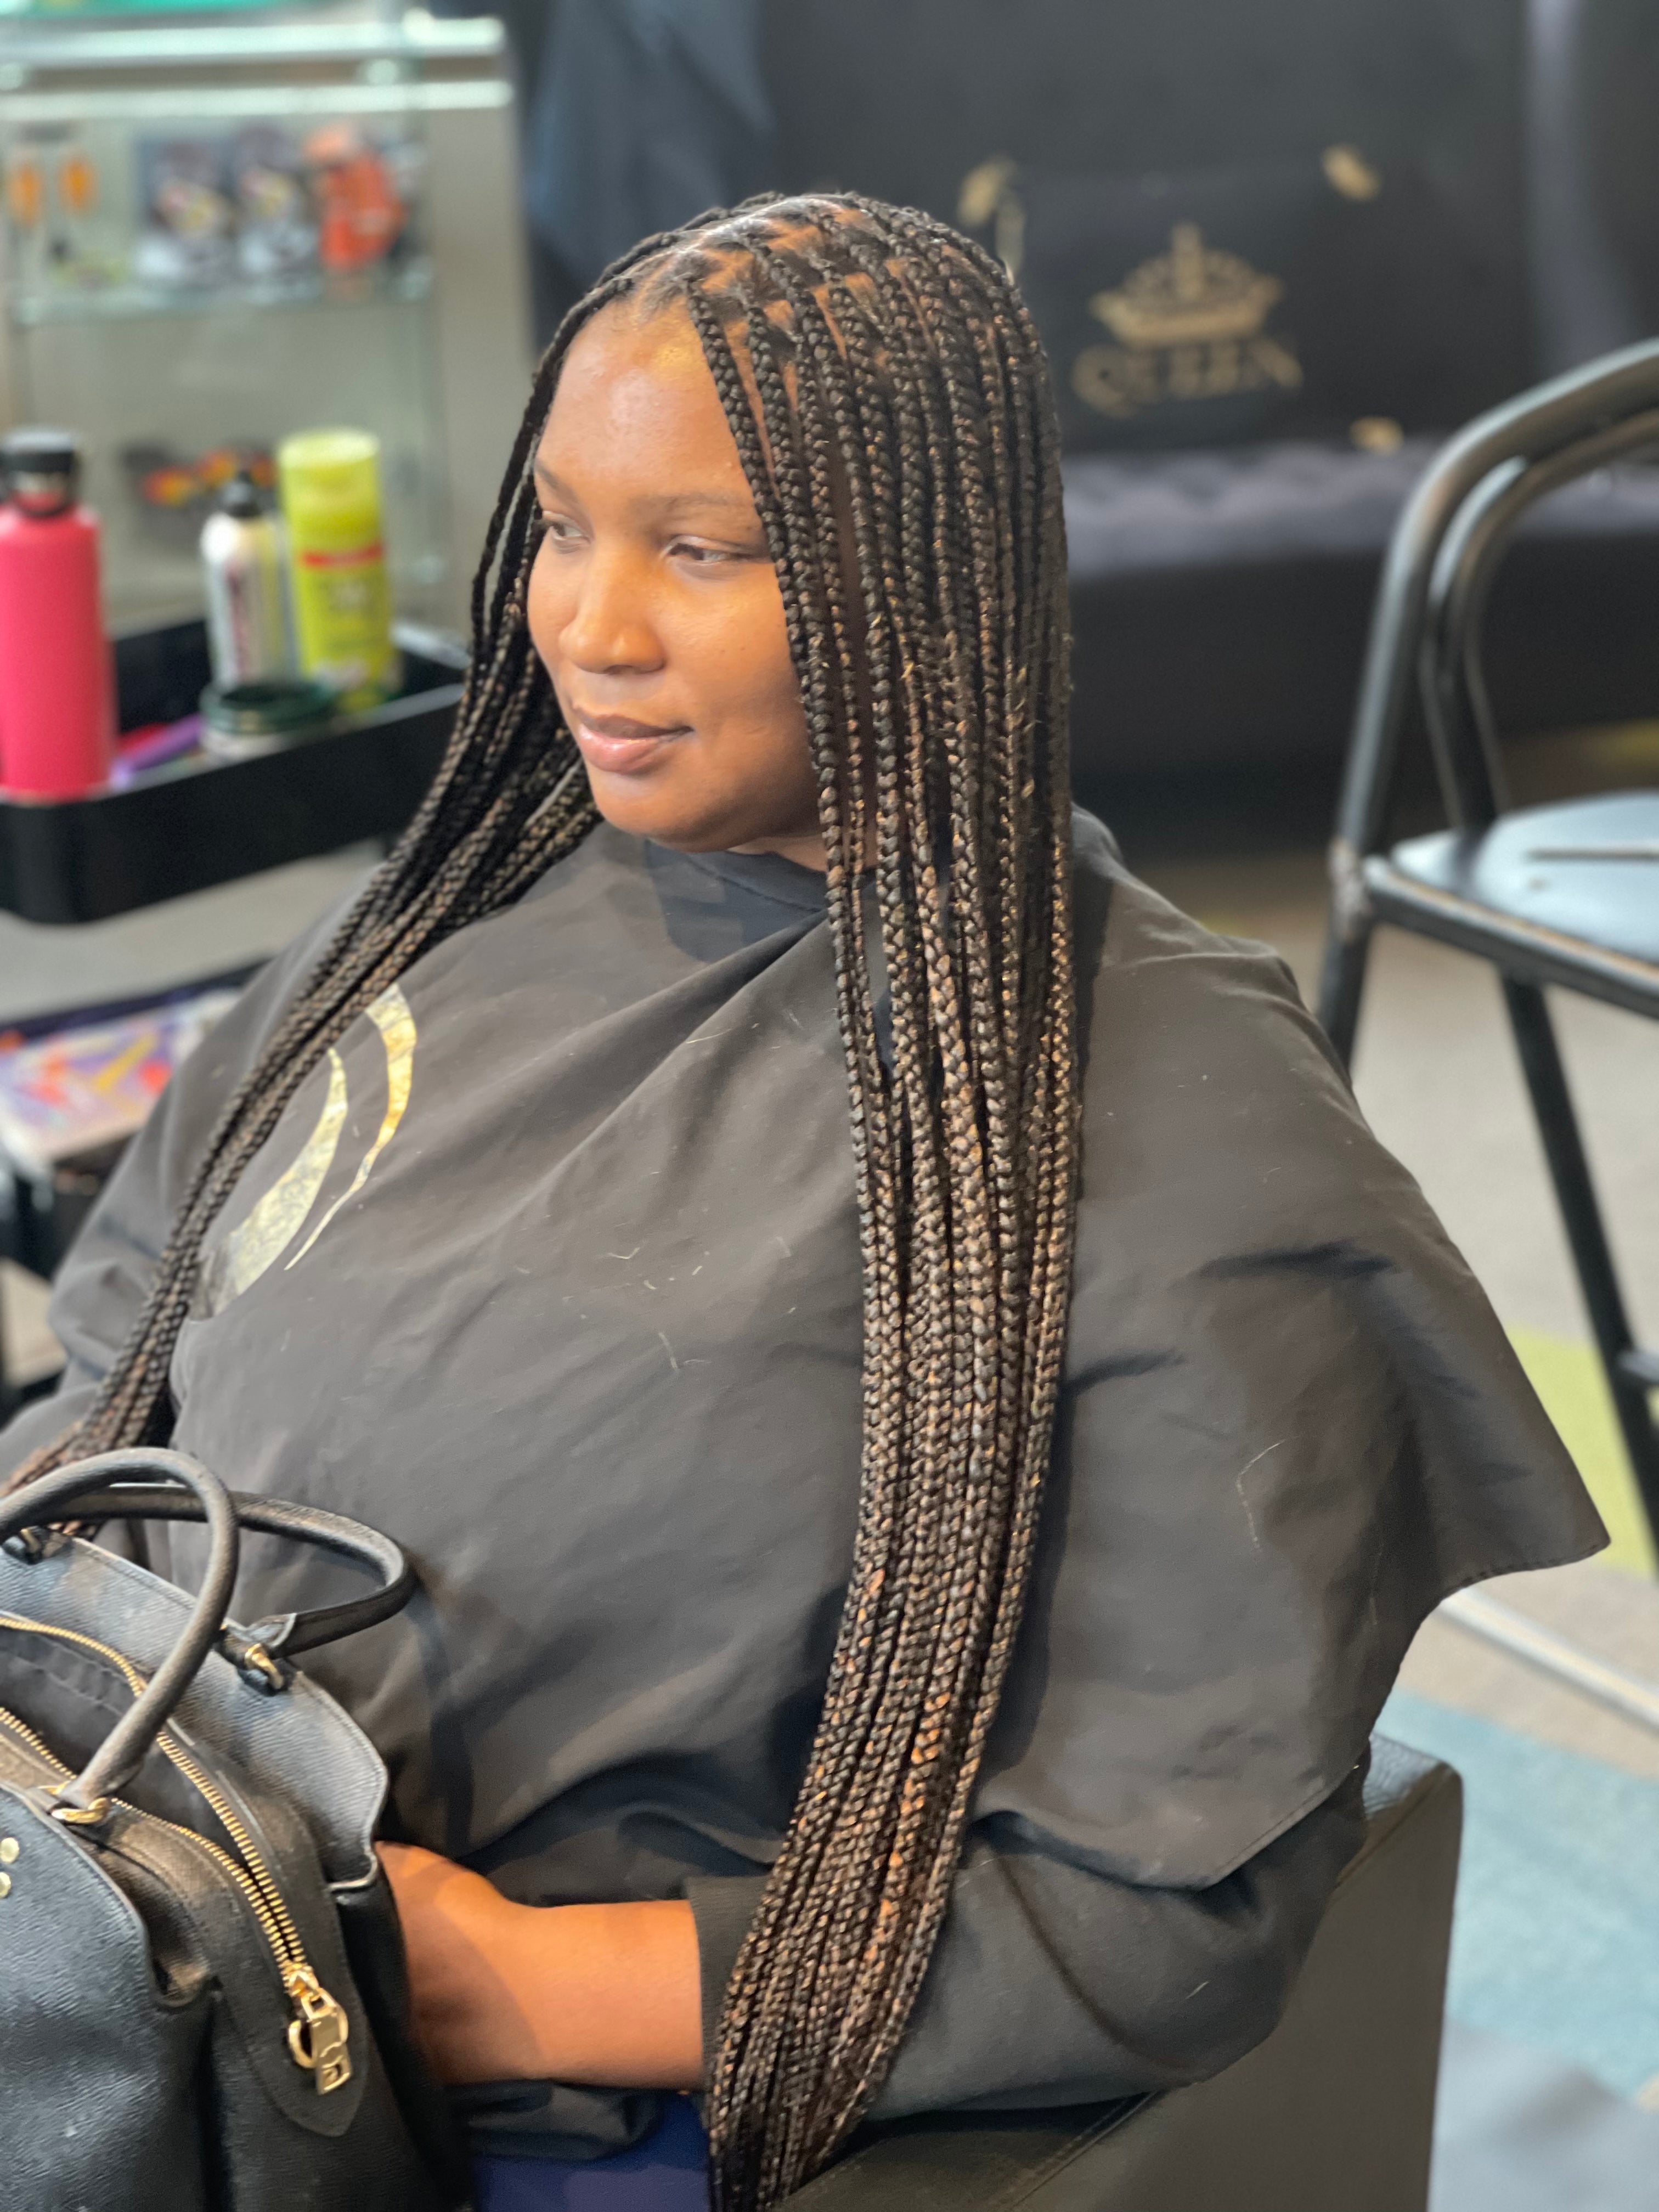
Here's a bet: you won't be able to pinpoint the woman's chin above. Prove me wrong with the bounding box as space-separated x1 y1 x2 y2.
581 771 799 858
584 775 732 851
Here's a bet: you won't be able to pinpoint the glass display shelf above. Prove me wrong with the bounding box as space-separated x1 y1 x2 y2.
12 251 430 324
0 15 494 68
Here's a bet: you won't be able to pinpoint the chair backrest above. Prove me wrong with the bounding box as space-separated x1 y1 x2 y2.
763 0 1532 453
1424 402 1659 827
1331 338 1659 867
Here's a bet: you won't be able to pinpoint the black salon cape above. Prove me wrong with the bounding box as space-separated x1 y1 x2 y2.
0 812 1601 2155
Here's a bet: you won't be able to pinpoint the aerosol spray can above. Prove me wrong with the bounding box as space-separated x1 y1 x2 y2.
278 428 398 710
200 471 292 688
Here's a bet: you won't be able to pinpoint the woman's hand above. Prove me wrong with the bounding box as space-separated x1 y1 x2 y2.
379 1842 703 2090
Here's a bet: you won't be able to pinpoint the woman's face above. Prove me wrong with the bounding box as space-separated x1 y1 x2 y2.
527 301 823 866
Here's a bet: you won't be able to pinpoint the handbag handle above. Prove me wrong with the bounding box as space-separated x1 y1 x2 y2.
0 1448 239 1812
41 1484 417 1662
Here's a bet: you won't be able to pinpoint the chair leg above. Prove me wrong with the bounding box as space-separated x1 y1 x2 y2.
0 1171 16 1426
1502 978 1659 1547
0 1279 13 1428
1317 906 1376 1074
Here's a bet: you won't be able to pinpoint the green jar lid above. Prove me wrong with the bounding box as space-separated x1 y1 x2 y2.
200 676 337 755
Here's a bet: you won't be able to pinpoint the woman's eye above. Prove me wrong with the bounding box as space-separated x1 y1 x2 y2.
541 515 584 544
670 539 740 566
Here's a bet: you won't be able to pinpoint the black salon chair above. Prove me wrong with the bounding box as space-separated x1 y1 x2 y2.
787 1739 1460 2209
1317 337 1659 1553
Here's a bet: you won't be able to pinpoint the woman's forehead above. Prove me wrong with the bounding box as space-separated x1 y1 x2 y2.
553 298 710 409
536 302 757 511
541 306 732 460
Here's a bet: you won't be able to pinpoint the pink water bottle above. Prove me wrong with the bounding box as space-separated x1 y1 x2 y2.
0 427 115 798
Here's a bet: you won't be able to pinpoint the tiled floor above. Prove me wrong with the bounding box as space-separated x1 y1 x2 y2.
1399 1559 1659 1782
1431 2019 1659 2210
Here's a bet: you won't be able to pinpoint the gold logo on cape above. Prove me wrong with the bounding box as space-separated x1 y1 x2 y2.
199 983 416 1317
1073 223 1302 421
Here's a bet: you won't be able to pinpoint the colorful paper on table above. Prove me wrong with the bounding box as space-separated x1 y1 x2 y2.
0 990 236 1175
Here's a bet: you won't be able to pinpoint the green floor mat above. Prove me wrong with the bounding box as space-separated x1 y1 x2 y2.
1508 1327 1656 1577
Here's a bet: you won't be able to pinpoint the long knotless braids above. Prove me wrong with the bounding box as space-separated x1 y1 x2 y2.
11 195 1081 2209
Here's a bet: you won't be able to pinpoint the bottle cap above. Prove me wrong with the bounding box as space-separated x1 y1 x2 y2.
277 428 382 552
218 470 268 520
278 429 381 511
2 427 82 518
277 427 379 485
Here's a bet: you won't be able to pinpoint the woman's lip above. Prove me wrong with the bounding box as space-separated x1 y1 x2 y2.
572 714 687 776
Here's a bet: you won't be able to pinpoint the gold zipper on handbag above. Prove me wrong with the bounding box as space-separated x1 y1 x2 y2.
0 1612 352 2092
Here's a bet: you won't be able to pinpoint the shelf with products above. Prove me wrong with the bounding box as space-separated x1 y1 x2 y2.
0 88 453 629
0 13 532 636
0 89 435 324
20 279 450 631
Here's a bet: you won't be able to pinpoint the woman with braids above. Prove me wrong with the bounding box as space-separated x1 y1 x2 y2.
1 198 1598 2210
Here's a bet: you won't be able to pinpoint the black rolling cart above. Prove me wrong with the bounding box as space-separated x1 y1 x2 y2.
0 617 465 1418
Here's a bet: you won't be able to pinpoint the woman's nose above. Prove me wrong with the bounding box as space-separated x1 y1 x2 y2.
562 548 665 677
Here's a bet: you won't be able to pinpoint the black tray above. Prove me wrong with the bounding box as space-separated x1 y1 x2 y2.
0 618 467 926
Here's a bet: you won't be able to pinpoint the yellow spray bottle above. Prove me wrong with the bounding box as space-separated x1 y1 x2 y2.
278 428 398 709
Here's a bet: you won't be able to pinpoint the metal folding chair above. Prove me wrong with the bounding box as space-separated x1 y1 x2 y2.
1318 337 1659 1566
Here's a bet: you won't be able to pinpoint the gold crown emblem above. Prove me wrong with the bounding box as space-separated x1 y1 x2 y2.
1089 223 1283 349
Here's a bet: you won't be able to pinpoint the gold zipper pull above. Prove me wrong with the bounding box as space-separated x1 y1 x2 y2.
283 1963 353 2093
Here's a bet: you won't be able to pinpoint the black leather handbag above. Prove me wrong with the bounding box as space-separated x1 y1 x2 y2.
0 1447 470 2211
